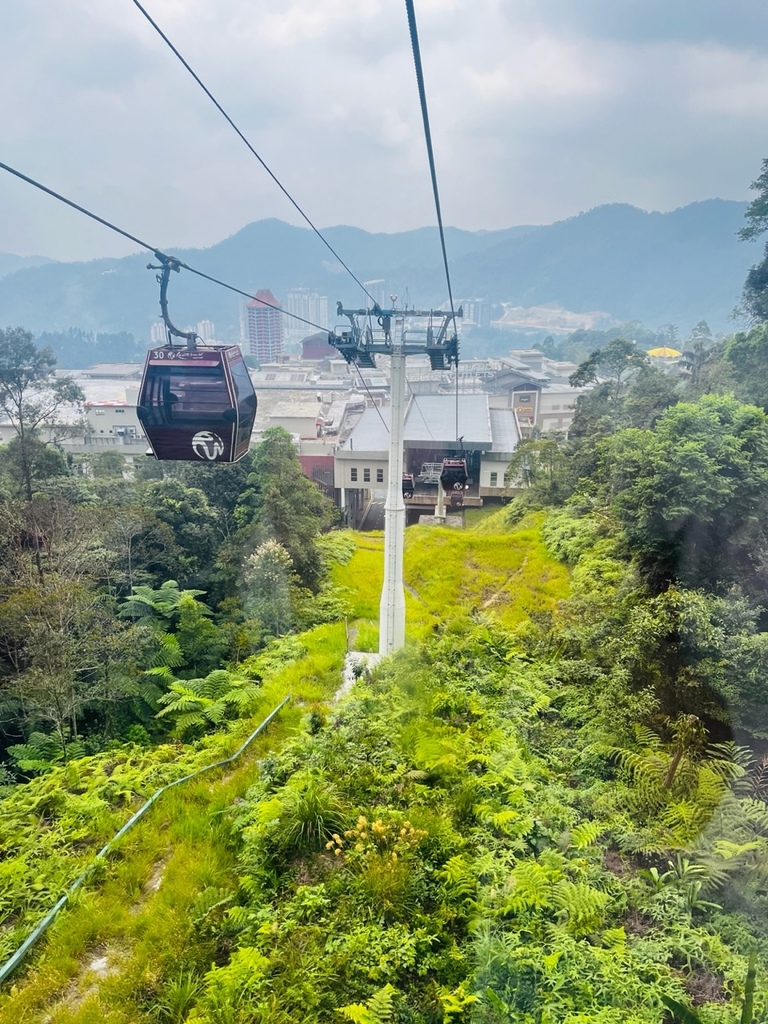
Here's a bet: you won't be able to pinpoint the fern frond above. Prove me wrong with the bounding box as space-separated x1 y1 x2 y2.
151 632 184 668
337 984 396 1023
552 880 609 937
570 820 607 850
173 712 208 736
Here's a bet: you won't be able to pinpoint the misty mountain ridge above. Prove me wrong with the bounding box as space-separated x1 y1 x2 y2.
0 252 55 278
0 200 756 362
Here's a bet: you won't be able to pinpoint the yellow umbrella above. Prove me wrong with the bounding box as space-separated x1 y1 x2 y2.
647 346 681 358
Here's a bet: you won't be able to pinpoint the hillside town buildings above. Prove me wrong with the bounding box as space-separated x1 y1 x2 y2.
0 340 588 526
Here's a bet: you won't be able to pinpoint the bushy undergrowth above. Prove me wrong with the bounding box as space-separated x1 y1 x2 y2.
181 619 766 1024
3 519 767 1024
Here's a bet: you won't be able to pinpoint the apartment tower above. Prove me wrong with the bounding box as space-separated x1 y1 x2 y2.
247 289 285 363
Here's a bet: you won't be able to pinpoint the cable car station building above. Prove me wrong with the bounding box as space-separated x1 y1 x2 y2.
334 392 520 525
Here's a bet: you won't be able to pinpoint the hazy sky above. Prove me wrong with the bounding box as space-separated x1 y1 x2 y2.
2 0 768 261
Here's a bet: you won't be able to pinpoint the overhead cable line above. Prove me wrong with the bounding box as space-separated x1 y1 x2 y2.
129 0 378 308
354 363 390 434
403 0 458 333
407 378 434 441
0 160 330 334
403 0 462 438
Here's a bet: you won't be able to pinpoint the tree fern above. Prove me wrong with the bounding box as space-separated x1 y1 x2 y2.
156 670 261 738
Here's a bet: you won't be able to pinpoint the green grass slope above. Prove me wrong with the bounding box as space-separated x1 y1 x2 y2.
333 513 569 648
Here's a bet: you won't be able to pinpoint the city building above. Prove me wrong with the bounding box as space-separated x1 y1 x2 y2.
301 332 337 361
363 279 387 308
334 393 520 526
197 320 215 341
285 289 329 343
459 299 492 330
247 289 285 363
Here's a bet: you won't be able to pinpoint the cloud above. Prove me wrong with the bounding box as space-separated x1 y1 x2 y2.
1 0 766 261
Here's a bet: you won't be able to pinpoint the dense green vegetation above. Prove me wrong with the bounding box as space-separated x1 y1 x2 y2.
0 328 340 772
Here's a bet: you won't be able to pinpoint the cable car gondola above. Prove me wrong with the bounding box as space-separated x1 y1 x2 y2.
137 253 258 463
440 458 468 508
137 345 257 462
402 473 415 500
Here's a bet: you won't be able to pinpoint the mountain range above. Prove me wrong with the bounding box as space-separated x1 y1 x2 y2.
0 199 758 358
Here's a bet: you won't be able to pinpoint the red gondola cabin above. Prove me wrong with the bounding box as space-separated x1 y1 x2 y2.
137 345 257 462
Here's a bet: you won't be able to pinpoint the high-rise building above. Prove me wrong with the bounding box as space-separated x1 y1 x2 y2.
285 289 329 342
197 320 215 341
150 322 166 344
363 279 387 308
247 289 285 362
461 299 492 330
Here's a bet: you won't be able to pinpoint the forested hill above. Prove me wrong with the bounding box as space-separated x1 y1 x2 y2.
0 253 54 278
0 199 755 344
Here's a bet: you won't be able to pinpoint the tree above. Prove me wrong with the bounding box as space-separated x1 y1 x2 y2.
505 437 569 506
737 158 768 323
738 158 768 242
141 479 221 586
739 254 768 324
0 435 70 497
567 344 667 479
89 450 126 479
156 669 260 739
244 540 295 637
101 505 172 594
722 324 768 410
561 321 658 365
4 579 137 758
679 321 714 388
600 394 768 593
236 428 334 591
120 580 208 627
0 328 84 500
569 338 650 406
120 580 227 676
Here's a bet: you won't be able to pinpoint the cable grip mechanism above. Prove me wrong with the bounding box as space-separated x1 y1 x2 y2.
147 251 198 350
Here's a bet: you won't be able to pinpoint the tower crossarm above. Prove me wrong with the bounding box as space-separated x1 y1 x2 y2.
329 305 461 368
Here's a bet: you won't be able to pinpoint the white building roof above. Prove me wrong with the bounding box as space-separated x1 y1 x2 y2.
340 394 519 455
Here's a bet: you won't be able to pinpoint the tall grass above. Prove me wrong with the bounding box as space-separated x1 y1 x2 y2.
0 623 348 1024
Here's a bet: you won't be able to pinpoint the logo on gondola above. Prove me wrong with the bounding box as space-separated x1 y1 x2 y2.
192 431 225 460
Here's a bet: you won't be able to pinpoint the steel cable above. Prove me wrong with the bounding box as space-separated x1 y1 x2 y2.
0 160 330 334
129 0 378 308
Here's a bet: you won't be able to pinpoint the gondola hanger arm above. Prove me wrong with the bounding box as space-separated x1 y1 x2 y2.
147 252 198 350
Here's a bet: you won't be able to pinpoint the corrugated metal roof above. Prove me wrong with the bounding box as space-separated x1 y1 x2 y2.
404 394 491 445
338 406 390 452
490 408 520 452
340 394 519 455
